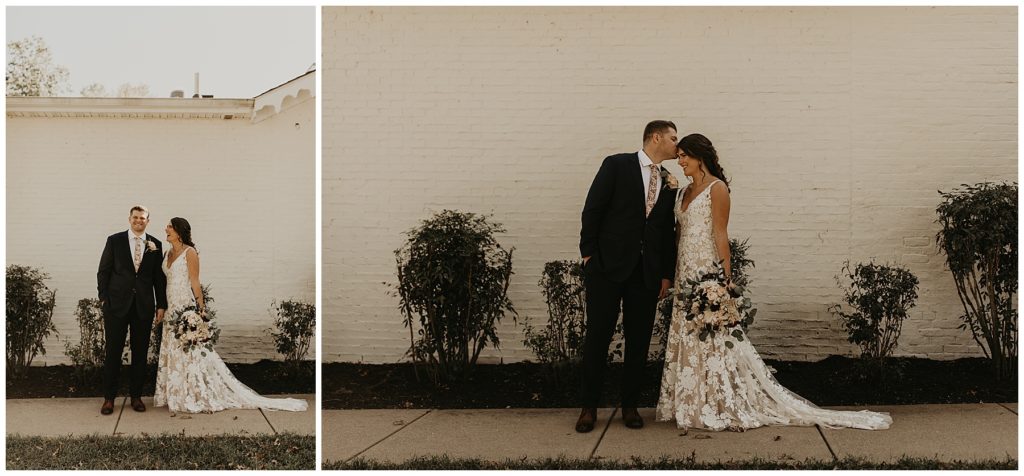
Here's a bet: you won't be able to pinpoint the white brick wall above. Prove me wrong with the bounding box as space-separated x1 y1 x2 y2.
7 97 315 364
323 6 1016 362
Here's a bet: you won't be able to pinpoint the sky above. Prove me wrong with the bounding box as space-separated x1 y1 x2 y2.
7 6 315 99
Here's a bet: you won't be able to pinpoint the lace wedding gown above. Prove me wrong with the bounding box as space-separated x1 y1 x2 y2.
655 181 891 431
154 248 308 413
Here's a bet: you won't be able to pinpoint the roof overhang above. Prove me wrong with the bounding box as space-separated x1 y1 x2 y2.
6 97 254 120
252 69 315 123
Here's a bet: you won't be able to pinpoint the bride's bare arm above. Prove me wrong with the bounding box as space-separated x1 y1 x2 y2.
185 248 206 312
709 181 732 280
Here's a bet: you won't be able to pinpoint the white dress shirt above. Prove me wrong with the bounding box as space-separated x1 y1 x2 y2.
638 149 662 203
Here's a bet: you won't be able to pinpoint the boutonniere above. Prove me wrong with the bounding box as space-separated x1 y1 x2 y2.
145 240 158 252
660 168 680 190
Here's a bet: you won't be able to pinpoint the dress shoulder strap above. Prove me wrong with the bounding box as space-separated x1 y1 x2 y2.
675 185 688 203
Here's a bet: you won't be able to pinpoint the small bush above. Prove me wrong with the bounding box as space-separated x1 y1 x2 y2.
63 298 105 382
393 210 516 384
522 261 586 381
728 237 756 288
829 260 919 365
6 265 58 377
936 181 1017 382
270 299 316 375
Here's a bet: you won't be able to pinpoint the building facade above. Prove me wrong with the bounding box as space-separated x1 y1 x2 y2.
7 71 316 364
319 7 1013 364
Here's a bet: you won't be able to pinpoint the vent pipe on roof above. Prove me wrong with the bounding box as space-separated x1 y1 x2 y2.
193 73 200 98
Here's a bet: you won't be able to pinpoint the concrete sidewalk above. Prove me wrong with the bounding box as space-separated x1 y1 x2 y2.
323 403 1018 464
6 394 315 437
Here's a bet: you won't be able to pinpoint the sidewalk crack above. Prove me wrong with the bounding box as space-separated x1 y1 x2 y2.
815 424 838 462
997 403 1017 415
112 396 127 436
345 409 432 463
259 408 278 434
589 407 618 460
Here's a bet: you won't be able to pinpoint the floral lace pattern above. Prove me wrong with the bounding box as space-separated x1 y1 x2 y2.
153 249 307 414
655 182 891 431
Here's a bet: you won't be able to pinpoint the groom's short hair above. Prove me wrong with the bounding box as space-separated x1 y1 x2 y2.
130 205 150 218
643 120 677 143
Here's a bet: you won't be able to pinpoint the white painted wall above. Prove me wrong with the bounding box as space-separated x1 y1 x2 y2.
322 6 1017 363
7 95 315 364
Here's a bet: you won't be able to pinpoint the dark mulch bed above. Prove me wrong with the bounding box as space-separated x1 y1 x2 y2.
6 359 314 399
323 356 1016 409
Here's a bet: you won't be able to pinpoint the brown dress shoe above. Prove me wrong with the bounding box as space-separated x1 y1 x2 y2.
100 399 115 415
622 407 644 429
575 407 597 433
130 397 146 412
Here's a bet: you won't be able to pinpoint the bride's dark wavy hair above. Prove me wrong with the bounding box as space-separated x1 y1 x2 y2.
170 217 197 251
677 133 730 190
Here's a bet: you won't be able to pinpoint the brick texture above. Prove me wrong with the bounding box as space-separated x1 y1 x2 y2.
323 7 1016 362
7 99 315 364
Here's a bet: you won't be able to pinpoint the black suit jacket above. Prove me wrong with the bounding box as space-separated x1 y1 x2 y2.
97 231 168 319
580 152 677 290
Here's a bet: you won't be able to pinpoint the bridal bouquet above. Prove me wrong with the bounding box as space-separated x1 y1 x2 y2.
673 261 757 348
166 304 220 355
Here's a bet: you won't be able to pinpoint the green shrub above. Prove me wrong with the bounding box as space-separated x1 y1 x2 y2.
829 261 919 366
270 299 316 374
522 260 586 381
936 182 1017 382
6 265 58 377
63 298 105 382
393 210 516 384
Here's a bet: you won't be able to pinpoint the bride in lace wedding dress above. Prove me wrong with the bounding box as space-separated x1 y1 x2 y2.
154 217 307 414
655 134 890 431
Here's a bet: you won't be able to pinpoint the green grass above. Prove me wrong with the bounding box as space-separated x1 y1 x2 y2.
7 433 314 470
325 454 1018 470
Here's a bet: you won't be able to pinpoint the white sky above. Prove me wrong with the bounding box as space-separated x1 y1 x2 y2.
7 6 315 98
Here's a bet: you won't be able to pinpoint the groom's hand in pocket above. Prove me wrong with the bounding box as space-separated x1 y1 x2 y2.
582 256 590 265
659 279 671 299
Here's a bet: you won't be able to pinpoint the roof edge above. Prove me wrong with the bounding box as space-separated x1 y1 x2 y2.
7 97 255 117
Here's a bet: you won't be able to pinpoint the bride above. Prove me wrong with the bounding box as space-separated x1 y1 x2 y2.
153 217 307 414
656 134 890 431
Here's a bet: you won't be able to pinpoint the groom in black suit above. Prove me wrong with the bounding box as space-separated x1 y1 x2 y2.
576 120 679 432
96 205 167 415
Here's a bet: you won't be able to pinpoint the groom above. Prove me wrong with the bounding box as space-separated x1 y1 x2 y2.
576 120 678 432
96 205 167 415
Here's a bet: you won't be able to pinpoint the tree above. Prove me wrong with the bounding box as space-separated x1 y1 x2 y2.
79 82 107 97
115 82 149 98
80 82 151 98
6 36 70 97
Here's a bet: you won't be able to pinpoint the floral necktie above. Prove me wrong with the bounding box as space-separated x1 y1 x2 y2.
645 164 660 217
134 237 142 272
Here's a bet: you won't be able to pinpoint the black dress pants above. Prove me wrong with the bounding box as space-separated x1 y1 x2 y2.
103 296 153 400
579 258 658 408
